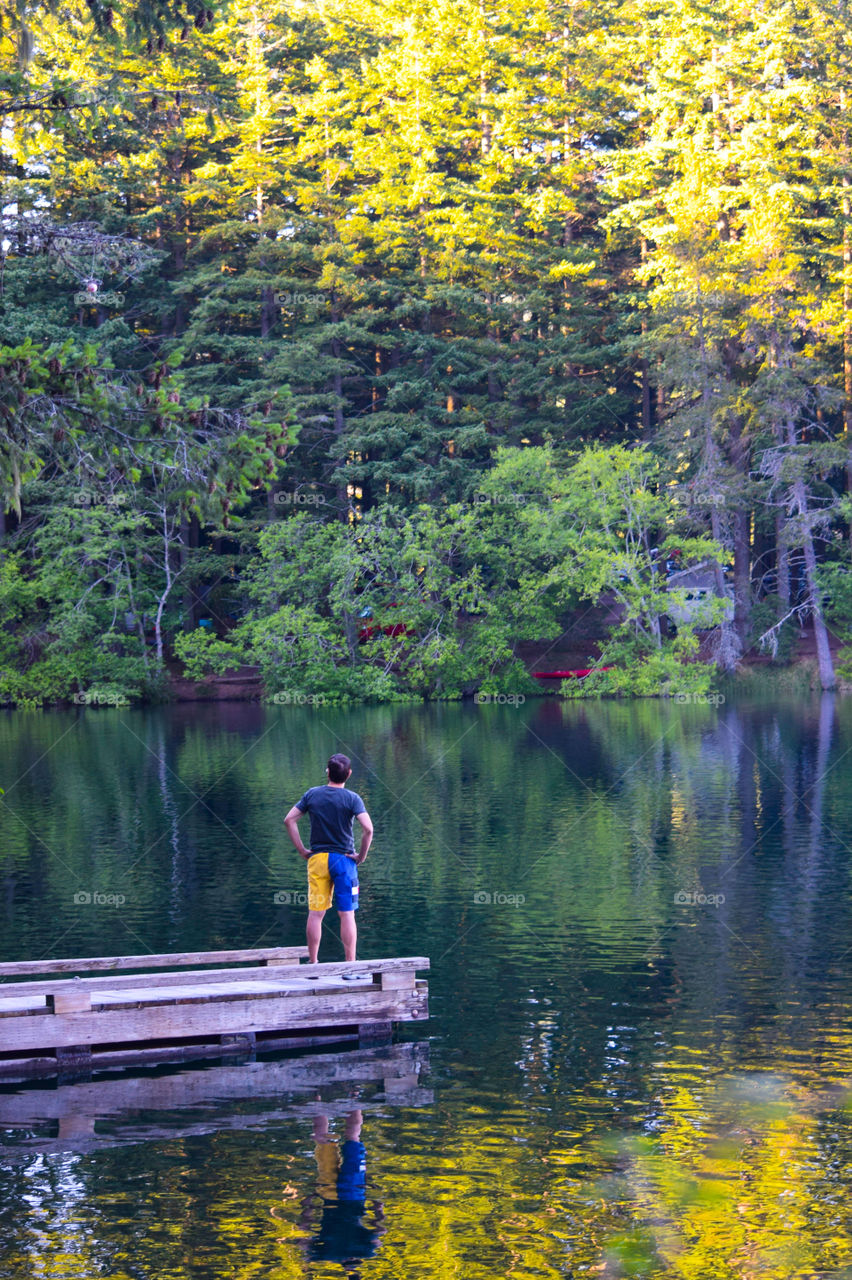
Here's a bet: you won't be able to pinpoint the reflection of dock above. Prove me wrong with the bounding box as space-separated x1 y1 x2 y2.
0 1041 431 1156
0 947 430 1078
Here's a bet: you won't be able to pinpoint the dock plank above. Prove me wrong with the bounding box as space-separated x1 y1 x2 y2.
0 984 428 1052
0 995 45 1015
0 976 368 1018
88 976 375 1006
0 946 308 978
0 958 428 1015
0 954 428 999
0 964 300 1000
297 957 430 980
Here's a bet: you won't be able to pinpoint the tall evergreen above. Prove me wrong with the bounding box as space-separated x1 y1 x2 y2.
4 0 852 697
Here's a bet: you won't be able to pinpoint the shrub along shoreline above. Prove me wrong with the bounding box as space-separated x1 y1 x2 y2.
2 445 849 710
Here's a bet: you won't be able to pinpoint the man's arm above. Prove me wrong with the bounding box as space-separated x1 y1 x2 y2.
284 805 311 860
355 810 373 865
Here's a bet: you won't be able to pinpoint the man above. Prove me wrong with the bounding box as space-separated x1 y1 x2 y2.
284 753 373 967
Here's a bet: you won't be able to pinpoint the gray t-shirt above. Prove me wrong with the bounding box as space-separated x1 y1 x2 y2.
295 785 366 854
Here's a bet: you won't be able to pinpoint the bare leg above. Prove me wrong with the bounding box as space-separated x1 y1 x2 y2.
339 910 357 961
344 1110 363 1141
306 909 325 963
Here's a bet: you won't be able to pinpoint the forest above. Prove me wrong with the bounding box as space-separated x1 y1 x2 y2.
3 0 852 704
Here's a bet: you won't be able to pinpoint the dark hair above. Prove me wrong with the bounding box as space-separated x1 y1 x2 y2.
327 753 352 784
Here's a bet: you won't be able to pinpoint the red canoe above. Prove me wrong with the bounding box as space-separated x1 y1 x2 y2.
532 666 614 679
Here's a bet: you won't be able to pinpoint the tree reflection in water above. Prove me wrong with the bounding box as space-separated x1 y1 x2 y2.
0 696 851 1276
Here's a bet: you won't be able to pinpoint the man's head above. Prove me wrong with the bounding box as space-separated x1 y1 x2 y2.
327 753 352 784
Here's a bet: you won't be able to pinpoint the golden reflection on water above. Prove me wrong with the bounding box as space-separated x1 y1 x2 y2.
1 1026 851 1279
1 699 852 1276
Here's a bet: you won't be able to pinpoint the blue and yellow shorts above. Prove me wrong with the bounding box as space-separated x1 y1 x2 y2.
307 851 360 912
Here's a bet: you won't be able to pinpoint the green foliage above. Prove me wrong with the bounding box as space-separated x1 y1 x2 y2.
562 632 716 700
485 443 727 696
0 496 153 707
718 661 823 700
746 596 800 665
229 506 548 703
3 0 851 700
0 338 294 525
172 628 241 680
213 446 725 703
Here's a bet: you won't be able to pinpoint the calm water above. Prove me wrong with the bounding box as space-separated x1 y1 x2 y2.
1 696 852 1278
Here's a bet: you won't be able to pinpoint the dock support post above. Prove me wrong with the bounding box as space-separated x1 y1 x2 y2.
384 1074 419 1093
380 971 416 992
358 1021 393 1043
57 1114 97 1140
54 1045 93 1079
220 1032 256 1050
47 990 94 1077
47 990 92 1014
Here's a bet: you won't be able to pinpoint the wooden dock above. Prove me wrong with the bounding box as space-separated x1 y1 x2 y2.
0 947 429 1077
0 1040 431 1157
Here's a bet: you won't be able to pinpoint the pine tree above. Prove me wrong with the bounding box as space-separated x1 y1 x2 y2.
607 0 849 678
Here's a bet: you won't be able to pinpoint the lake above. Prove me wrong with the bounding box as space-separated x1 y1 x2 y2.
0 695 851 1278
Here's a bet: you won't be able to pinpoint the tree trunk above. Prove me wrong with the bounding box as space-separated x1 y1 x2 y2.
794 480 835 689
331 318 349 520
180 515 200 630
640 243 651 436
260 284 276 338
122 548 150 671
783 402 835 688
711 508 739 672
727 407 751 649
640 347 651 438
172 235 186 337
776 512 790 607
732 510 750 649
154 509 181 666
842 102 852 540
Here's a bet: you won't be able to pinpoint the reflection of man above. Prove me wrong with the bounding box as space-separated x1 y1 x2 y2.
298 1110 386 1269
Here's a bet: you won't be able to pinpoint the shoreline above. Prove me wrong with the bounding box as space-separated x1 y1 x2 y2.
4 657 838 709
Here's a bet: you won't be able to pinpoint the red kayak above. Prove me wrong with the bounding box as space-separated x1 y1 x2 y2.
532 666 614 679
